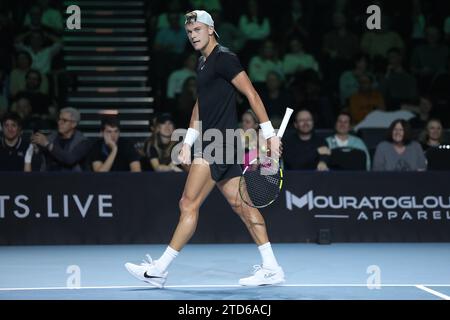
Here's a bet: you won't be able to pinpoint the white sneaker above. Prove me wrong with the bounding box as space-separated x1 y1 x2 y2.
125 254 168 288
239 265 285 286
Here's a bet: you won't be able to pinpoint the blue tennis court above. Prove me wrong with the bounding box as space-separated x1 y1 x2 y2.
1 243 449 300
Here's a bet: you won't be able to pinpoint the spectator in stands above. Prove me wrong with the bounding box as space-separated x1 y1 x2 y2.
429 55 450 127
166 53 197 100
349 74 385 124
0 112 30 171
282 109 330 171
360 16 404 59
91 117 142 172
9 97 44 131
283 37 319 77
30 107 91 171
325 112 371 170
24 1 64 34
373 119 426 171
211 10 245 53
153 0 185 31
411 27 449 82
248 40 283 85
339 53 371 107
410 0 427 45
258 71 294 124
240 109 264 166
322 12 359 66
153 12 188 55
144 113 182 172
26 108 90 171
279 0 309 42
380 48 418 109
9 51 48 96
291 70 334 128
14 69 56 126
15 29 62 76
239 0 271 63
401 96 433 129
419 118 446 152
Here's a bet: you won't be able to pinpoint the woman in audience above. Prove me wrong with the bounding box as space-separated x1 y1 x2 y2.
373 119 426 171
144 113 182 172
419 118 446 152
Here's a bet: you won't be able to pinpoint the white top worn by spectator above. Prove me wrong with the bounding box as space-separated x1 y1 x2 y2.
239 16 270 40
248 56 283 83
283 52 319 75
166 69 196 99
16 43 62 75
354 110 415 132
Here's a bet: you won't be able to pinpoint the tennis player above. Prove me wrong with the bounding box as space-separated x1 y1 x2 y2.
125 10 284 287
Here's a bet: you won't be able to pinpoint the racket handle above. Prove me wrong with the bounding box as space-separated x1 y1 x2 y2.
276 108 294 138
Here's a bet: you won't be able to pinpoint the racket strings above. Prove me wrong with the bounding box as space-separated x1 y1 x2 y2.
240 162 282 208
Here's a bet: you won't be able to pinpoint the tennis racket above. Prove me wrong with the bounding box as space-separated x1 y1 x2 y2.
239 108 294 208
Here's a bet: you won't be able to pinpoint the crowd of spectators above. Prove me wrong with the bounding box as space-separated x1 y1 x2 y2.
1 0 449 172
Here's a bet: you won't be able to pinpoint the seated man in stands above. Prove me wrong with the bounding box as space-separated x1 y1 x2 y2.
91 117 142 172
325 112 371 170
282 109 330 171
30 107 91 171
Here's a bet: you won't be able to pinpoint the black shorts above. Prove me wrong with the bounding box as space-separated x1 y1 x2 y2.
193 142 243 182
209 163 242 182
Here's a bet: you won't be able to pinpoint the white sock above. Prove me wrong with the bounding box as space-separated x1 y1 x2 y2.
258 242 279 270
155 246 179 272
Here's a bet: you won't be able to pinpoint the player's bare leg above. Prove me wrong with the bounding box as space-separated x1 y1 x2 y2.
217 176 268 245
217 176 285 286
125 158 215 287
169 158 216 250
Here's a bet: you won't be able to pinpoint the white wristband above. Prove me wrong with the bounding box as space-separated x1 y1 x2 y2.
24 144 34 164
259 121 276 139
184 128 200 147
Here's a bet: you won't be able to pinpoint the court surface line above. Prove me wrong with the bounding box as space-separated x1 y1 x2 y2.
415 285 450 300
1 283 450 291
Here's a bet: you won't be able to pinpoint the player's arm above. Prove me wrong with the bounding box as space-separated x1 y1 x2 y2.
188 99 200 130
231 71 270 124
231 71 281 156
179 99 200 164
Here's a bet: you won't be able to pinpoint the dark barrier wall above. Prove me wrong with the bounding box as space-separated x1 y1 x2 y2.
1 172 449 245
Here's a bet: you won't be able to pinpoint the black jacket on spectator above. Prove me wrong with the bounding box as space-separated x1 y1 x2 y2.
42 130 91 171
0 136 28 171
282 132 329 170
90 138 140 171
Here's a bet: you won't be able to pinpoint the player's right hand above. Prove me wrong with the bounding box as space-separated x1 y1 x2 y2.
178 143 192 164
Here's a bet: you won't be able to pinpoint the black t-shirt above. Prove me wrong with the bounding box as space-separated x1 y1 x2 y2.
196 45 244 136
91 138 140 171
282 132 328 170
0 137 28 171
148 145 172 165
